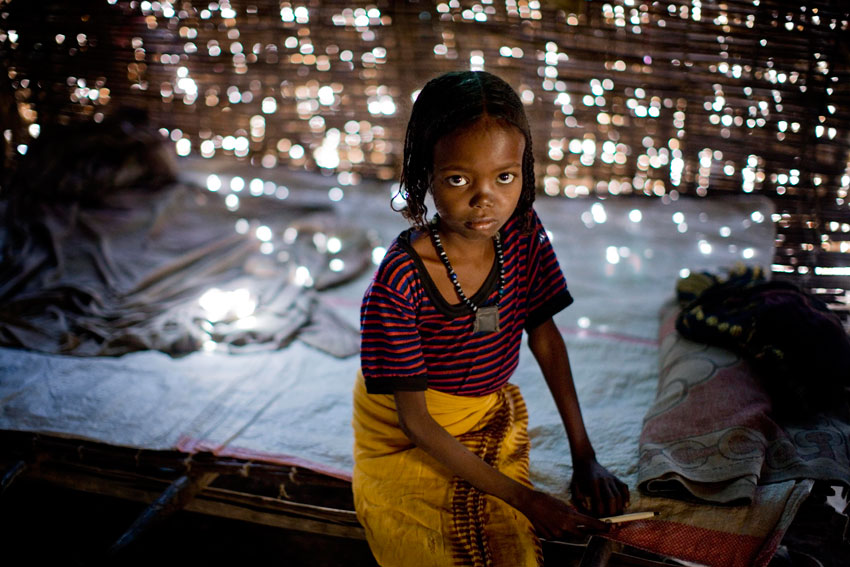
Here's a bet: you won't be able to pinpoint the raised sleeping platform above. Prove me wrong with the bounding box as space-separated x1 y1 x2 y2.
2 166 847 565
1 1 849 566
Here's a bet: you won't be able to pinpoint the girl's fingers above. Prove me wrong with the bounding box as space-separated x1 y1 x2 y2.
590 479 604 515
618 479 631 510
570 482 590 512
609 479 624 515
598 482 613 516
572 474 633 516
602 479 620 516
575 512 611 533
594 478 627 516
612 479 631 515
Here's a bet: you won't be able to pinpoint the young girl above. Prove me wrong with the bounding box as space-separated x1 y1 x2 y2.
352 70 630 566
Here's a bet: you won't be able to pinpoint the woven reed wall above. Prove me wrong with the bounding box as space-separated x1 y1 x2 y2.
1 0 848 315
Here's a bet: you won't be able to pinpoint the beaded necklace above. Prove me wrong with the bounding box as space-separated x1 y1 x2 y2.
428 216 505 334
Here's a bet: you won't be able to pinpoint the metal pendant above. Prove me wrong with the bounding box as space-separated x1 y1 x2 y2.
473 306 500 334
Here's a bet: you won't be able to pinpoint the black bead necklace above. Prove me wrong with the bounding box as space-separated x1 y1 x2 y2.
428 216 505 334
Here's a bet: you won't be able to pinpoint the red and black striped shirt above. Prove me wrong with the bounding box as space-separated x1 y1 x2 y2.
360 210 572 396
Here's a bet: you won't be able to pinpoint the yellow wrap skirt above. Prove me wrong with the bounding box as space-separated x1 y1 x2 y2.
352 371 542 567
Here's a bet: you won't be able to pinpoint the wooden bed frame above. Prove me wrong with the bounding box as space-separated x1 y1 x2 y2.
0 429 672 567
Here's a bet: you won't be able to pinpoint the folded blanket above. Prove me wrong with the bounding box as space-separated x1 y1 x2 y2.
605 284 848 567
639 301 850 505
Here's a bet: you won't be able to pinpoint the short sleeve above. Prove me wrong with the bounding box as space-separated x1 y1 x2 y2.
359 266 429 394
524 211 573 329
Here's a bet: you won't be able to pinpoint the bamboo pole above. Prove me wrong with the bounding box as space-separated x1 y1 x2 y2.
107 471 219 556
1 460 27 496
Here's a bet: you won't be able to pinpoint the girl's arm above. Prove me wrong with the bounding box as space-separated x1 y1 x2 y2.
527 318 630 517
394 389 609 539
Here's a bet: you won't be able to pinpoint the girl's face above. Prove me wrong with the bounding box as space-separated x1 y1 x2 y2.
430 118 525 242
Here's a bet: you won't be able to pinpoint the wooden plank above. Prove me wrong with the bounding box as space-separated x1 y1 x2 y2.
29 464 365 540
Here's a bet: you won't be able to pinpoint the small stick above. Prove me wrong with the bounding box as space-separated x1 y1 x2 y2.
1 460 27 496
600 511 658 524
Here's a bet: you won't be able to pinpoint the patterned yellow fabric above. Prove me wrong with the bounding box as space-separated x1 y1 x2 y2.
352 371 542 567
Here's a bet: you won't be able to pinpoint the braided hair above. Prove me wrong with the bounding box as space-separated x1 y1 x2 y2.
395 71 536 232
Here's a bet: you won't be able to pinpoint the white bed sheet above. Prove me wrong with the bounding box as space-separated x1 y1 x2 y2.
0 182 776 496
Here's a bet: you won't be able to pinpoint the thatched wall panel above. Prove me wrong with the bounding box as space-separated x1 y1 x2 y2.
1 0 848 313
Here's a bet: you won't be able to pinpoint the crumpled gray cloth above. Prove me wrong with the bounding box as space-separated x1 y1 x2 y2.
0 179 369 359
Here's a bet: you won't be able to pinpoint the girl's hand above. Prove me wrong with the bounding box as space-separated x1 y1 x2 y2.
517 490 610 540
569 458 631 517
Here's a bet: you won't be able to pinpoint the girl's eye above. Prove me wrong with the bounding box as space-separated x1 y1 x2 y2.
497 173 516 184
445 175 467 187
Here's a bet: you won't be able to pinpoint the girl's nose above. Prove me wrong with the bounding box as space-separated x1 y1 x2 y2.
470 181 495 207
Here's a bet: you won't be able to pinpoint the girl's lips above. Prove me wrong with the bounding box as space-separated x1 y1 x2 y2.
465 218 498 230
